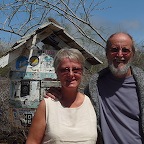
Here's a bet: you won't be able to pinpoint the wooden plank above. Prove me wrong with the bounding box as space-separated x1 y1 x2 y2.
0 48 23 68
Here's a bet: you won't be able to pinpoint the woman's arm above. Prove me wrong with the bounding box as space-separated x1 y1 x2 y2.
26 100 46 144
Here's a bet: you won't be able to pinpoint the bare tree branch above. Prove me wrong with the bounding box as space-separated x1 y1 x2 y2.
0 0 110 48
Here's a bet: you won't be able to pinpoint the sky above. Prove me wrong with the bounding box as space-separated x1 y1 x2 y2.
94 0 144 45
0 0 144 47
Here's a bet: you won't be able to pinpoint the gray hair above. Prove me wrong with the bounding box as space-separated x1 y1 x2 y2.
53 48 85 71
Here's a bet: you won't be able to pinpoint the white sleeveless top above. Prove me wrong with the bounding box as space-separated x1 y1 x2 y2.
42 95 97 144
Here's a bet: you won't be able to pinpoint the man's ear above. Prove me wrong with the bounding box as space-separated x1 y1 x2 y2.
131 52 135 60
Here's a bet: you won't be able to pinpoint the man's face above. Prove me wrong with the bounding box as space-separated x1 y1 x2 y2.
106 33 134 78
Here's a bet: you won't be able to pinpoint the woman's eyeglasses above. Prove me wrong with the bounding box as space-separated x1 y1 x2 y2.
109 47 131 55
59 67 83 75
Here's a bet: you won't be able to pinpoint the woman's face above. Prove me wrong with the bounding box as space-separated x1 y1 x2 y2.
56 58 83 89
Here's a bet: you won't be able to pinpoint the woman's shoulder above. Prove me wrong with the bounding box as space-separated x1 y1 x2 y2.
84 94 93 102
43 98 60 107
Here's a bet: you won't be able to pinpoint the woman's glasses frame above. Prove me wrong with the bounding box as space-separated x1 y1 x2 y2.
59 67 83 75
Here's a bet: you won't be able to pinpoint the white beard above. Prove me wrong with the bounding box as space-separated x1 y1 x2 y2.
108 59 132 77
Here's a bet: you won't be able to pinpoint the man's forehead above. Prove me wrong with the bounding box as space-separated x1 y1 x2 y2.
109 35 132 45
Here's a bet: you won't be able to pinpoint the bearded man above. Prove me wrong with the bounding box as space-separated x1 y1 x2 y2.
85 32 144 144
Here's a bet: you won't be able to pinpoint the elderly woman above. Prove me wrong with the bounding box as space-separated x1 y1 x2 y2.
26 48 97 144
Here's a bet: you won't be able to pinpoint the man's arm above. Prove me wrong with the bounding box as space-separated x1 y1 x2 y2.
45 87 62 100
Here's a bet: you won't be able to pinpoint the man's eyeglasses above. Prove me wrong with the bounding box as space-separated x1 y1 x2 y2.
109 48 131 55
59 67 83 75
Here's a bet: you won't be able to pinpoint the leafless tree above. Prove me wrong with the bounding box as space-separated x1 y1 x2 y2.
0 0 111 48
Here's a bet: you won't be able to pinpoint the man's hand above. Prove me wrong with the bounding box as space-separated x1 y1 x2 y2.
45 87 62 100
